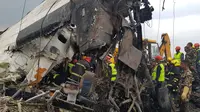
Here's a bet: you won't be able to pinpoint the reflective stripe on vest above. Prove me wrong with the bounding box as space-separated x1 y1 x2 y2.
70 62 86 78
68 63 74 73
109 64 117 81
53 74 60 79
151 63 165 82
174 52 182 66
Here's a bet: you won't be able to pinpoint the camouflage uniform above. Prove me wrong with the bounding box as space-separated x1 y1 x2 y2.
180 69 193 97
179 69 194 112
185 48 197 71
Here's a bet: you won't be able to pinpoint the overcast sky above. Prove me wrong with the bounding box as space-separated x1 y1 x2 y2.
144 0 200 54
0 0 200 54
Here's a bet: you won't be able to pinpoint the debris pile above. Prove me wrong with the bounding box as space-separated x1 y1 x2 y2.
0 0 180 111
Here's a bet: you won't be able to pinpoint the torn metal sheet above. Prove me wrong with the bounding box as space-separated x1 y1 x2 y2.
118 28 142 70
71 0 119 52
26 57 55 84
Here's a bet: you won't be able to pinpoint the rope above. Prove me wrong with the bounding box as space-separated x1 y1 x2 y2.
172 0 176 54
156 0 162 41
18 0 27 33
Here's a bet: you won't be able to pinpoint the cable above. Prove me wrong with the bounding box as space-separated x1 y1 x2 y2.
156 0 162 41
36 0 58 84
19 0 27 33
172 0 176 54
143 24 145 38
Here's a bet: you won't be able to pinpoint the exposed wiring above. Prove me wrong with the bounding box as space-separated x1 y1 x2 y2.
156 0 162 41
19 0 27 33
172 0 176 54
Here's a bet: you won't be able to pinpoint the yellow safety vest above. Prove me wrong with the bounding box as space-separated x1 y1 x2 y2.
109 63 117 81
171 59 180 67
152 63 165 82
174 52 183 66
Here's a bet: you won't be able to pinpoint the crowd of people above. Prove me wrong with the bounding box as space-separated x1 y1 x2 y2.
152 42 200 111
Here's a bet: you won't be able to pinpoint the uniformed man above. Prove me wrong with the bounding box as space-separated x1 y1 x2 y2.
194 43 200 76
185 42 197 72
69 56 91 82
166 58 180 99
179 61 194 112
106 55 118 82
194 43 200 50
50 58 70 86
174 46 184 63
152 55 171 111
152 55 165 91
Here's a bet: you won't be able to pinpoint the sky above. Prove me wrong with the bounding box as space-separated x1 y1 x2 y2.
144 0 200 54
0 0 200 54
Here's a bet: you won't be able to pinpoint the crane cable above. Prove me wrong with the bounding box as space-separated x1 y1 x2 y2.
19 0 27 33
156 0 162 41
172 0 176 54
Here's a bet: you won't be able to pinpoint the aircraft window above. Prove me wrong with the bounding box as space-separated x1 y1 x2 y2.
50 46 60 54
58 34 67 43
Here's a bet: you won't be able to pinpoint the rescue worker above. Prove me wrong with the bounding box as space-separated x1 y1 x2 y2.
185 42 197 72
185 42 199 90
166 57 180 105
69 55 91 82
106 54 118 82
152 55 171 112
194 43 200 76
194 43 200 50
179 61 193 112
152 55 165 89
173 46 184 63
50 58 70 86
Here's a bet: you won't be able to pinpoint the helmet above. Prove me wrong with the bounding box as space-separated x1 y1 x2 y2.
155 55 163 61
110 57 115 64
194 43 199 47
83 56 91 63
167 57 172 61
175 46 181 50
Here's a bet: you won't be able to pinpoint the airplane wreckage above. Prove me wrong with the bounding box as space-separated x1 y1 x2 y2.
0 0 157 111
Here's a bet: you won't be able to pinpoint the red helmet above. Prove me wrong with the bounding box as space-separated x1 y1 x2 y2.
84 57 92 63
155 55 163 61
175 46 181 50
194 43 199 47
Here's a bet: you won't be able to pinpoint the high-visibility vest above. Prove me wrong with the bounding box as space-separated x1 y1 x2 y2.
53 74 60 79
171 59 180 67
174 52 183 66
68 63 75 73
152 63 165 82
109 63 117 81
